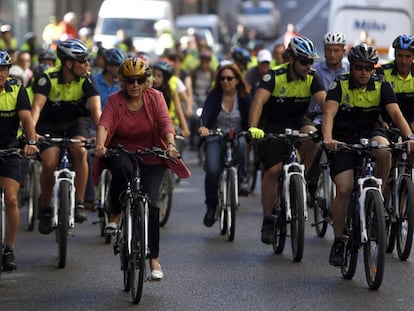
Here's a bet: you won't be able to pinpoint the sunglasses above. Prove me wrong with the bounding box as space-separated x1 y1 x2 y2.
77 58 89 64
125 77 147 85
297 58 314 66
353 64 374 72
220 76 236 82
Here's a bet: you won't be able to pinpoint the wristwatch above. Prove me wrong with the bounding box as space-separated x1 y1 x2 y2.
27 139 36 145
404 134 414 141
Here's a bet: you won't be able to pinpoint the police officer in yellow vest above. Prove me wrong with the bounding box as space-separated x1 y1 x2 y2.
322 43 414 267
0 51 38 271
31 39 101 234
377 35 414 131
248 36 326 245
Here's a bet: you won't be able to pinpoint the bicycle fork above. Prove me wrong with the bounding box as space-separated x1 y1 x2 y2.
283 163 308 221
52 169 76 228
358 176 383 243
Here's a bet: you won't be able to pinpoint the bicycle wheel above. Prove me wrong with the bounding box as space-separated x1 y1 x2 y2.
56 180 70 268
27 162 41 231
158 170 173 227
363 189 386 290
0 190 4 278
130 199 146 304
272 211 286 254
121 203 131 292
313 166 329 237
247 144 259 192
385 188 396 253
341 204 358 280
396 176 414 260
290 174 305 262
102 171 112 244
218 176 227 235
226 168 237 241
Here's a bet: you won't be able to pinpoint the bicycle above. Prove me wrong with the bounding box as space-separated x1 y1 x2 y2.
158 133 184 227
384 137 414 261
21 155 42 231
107 145 174 304
94 168 112 244
260 129 313 262
0 148 23 278
202 129 248 241
312 146 335 237
39 136 93 268
336 139 386 290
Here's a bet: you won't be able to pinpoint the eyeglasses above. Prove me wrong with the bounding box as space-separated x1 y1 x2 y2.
353 64 374 72
125 77 147 85
220 76 236 82
297 58 314 66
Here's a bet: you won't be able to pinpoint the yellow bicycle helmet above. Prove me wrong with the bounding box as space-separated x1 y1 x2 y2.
119 57 151 78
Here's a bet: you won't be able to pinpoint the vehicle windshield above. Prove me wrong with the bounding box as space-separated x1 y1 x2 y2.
241 7 271 14
101 18 156 37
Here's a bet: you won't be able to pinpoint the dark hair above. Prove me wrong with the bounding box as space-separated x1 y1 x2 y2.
152 66 172 108
213 63 250 98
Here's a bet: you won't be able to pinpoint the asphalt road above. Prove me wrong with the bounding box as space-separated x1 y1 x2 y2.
1 148 414 310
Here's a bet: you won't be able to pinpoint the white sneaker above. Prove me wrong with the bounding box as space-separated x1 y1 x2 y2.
151 262 164 280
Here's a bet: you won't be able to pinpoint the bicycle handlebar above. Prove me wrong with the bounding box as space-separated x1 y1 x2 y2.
39 136 95 149
105 145 174 161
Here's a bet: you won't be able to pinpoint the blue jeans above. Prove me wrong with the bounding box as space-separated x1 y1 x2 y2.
204 135 247 208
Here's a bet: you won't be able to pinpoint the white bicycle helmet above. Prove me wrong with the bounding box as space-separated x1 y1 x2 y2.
323 31 346 45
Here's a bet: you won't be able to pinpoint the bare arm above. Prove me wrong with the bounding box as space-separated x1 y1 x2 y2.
312 90 327 108
95 125 108 157
248 88 271 127
386 103 413 138
87 95 102 128
172 91 190 137
321 99 339 150
31 93 47 127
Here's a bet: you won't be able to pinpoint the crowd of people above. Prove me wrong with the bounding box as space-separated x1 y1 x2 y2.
1 12 414 290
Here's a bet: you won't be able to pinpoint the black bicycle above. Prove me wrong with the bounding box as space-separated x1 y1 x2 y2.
384 139 414 261
107 146 175 304
337 139 386 290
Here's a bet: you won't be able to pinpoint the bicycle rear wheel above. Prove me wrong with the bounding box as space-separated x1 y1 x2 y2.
363 189 386 290
226 168 237 241
0 190 4 278
158 170 173 227
290 175 305 262
131 199 146 304
218 177 227 235
27 162 41 231
56 180 70 268
313 166 330 237
385 189 396 253
396 176 414 260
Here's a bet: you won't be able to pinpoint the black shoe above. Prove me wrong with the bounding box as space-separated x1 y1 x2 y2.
203 208 216 227
38 207 52 234
2 247 17 271
75 204 88 223
239 180 250 196
261 216 275 244
329 237 345 266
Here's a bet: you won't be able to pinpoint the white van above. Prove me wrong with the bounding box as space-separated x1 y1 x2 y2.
328 0 414 58
93 0 174 59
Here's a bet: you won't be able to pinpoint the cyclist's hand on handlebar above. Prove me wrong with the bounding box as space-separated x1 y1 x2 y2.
95 145 107 158
405 139 414 153
248 127 265 139
198 126 209 137
323 138 340 151
167 143 180 159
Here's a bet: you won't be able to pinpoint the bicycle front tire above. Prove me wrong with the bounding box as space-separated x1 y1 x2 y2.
363 189 386 290
226 168 237 241
396 176 414 260
341 203 358 280
0 190 4 279
131 199 146 304
121 203 131 292
314 167 329 237
27 163 40 231
290 174 305 262
57 180 70 268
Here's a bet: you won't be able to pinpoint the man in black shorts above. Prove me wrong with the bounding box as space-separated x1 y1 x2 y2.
31 39 101 234
248 36 326 244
